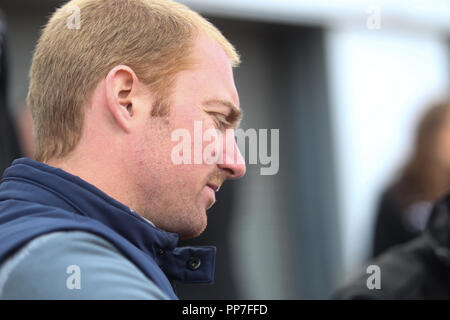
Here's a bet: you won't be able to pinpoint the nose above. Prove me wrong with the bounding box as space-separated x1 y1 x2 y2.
217 138 246 179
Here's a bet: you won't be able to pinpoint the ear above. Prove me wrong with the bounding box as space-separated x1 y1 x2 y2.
105 65 141 133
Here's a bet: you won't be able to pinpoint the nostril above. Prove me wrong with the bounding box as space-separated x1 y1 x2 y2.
222 167 234 176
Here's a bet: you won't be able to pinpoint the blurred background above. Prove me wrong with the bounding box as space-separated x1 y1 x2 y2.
0 0 449 299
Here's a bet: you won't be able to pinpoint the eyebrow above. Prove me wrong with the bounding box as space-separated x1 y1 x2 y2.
202 99 243 129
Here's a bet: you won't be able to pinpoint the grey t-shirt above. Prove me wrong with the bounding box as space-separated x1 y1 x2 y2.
0 231 170 299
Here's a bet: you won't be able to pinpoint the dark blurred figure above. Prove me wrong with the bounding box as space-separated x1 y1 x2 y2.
16 102 34 158
0 16 21 173
335 191 450 299
335 99 450 299
373 100 450 257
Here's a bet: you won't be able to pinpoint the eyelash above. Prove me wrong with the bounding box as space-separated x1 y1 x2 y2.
212 114 229 131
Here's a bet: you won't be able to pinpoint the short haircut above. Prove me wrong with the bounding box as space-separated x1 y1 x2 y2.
27 0 240 162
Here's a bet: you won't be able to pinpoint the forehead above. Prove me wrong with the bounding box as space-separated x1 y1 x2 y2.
172 34 240 109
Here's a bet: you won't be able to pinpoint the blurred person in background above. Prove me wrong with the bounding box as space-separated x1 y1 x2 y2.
0 16 22 174
373 100 450 257
335 99 450 299
16 103 34 159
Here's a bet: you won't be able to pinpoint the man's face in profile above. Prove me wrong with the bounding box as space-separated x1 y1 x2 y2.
132 34 246 239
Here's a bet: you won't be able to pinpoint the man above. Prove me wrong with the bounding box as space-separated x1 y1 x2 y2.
0 0 246 299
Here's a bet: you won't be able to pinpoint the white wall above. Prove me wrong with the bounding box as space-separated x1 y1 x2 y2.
181 0 450 33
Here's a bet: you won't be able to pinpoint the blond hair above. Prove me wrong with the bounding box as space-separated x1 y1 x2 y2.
27 0 240 162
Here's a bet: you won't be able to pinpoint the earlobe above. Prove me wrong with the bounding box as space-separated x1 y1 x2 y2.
105 65 139 133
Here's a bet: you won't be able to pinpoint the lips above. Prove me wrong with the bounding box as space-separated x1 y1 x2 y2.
206 184 220 192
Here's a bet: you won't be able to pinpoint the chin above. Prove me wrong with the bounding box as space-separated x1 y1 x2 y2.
178 210 208 240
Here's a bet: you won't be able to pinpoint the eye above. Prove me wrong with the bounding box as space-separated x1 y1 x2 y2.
212 113 229 131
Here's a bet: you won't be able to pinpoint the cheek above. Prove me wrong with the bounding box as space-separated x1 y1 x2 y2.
170 163 205 186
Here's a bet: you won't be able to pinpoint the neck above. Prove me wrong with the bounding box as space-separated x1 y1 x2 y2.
45 150 137 212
